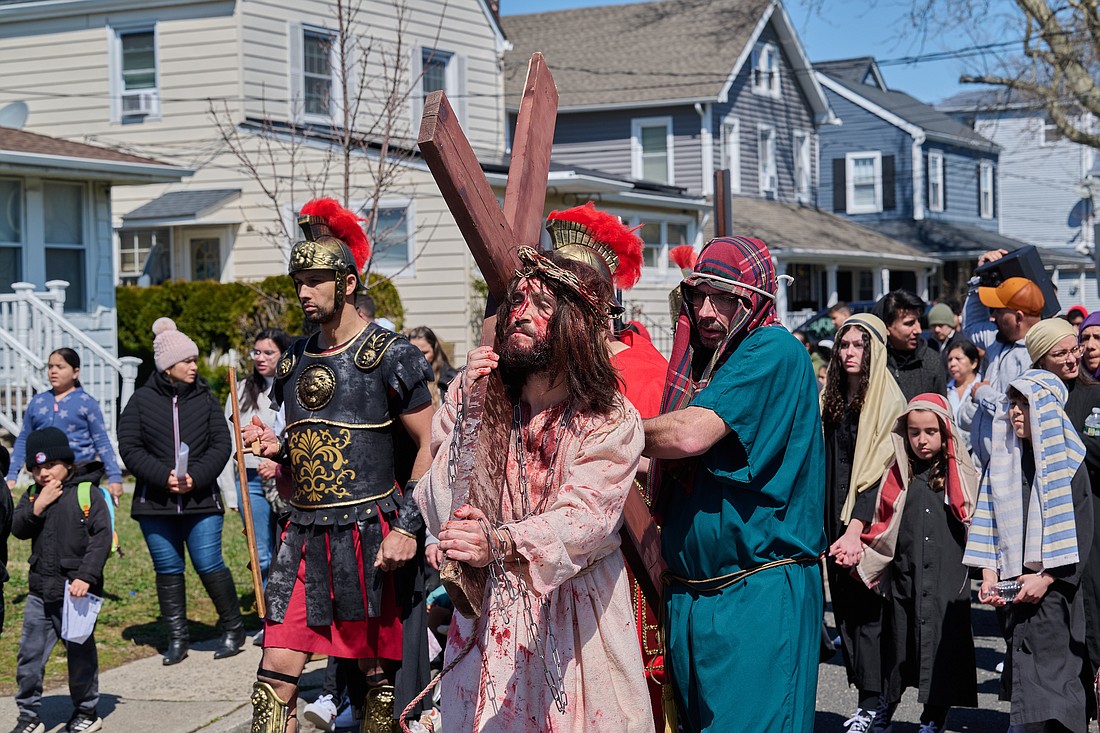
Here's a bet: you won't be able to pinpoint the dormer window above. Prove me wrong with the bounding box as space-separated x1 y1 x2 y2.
751 43 780 98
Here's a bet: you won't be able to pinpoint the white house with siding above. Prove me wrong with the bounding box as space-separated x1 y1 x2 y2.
0 0 513 357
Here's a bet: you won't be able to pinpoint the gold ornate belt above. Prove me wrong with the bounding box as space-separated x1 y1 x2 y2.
290 485 396 510
664 555 820 593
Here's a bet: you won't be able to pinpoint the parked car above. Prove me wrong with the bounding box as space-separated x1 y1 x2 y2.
791 301 876 342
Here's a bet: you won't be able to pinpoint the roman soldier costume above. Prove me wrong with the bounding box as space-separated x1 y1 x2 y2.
250 198 433 733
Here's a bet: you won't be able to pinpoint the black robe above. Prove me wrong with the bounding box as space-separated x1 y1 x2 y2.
883 461 977 707
825 407 886 692
1002 447 1094 733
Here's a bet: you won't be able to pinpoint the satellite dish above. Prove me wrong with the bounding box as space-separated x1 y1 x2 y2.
0 101 28 130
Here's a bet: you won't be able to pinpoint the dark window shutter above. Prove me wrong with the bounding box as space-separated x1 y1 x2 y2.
923 152 929 209
833 158 846 212
942 158 948 211
976 163 982 216
882 155 896 210
992 165 997 219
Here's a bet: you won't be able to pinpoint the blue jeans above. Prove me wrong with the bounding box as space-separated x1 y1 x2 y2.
236 468 274 585
138 513 227 576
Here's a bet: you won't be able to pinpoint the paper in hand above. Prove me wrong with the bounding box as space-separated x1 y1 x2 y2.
62 581 103 644
175 442 190 480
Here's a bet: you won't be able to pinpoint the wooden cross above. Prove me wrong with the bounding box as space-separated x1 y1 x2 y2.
418 54 664 616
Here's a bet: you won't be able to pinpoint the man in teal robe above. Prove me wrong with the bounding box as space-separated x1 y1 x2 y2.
644 236 826 733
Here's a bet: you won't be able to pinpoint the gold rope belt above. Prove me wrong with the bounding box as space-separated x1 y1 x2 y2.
664 555 820 593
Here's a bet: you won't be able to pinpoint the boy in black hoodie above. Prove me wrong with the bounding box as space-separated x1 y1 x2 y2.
9 428 110 733
0 443 11 635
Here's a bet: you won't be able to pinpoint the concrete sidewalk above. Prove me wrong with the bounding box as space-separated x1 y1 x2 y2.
0 639 328 732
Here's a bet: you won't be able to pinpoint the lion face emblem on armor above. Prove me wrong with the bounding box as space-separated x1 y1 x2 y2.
296 364 336 410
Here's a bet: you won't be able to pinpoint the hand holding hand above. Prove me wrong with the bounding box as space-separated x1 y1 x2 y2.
68 579 90 598
425 543 444 571
167 471 194 494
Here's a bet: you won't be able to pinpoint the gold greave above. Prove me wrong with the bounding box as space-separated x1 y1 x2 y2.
251 681 290 733
361 684 396 733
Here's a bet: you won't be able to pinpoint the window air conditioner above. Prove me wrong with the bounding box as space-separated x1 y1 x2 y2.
121 90 156 117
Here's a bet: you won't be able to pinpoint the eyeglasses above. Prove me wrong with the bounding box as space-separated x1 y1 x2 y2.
686 288 742 311
1048 345 1082 364
251 349 280 358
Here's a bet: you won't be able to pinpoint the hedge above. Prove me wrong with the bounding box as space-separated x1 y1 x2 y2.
117 274 405 402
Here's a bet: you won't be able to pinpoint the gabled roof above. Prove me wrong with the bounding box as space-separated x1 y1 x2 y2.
729 195 938 263
816 57 999 152
937 87 1043 113
866 219 1092 267
814 57 885 91
122 189 241 223
502 0 834 122
0 125 188 183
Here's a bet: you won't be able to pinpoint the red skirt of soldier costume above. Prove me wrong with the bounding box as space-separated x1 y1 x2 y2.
263 514 403 660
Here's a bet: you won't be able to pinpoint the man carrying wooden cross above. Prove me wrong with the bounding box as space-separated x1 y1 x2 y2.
417 222 655 733
643 236 827 733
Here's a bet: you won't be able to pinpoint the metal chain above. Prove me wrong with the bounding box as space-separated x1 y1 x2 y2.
483 401 573 714
445 372 468 489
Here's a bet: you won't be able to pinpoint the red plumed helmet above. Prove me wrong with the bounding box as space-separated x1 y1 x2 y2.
546 202 643 289
299 197 371 272
669 244 697 275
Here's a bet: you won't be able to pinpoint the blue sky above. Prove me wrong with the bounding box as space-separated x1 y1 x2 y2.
501 0 1015 104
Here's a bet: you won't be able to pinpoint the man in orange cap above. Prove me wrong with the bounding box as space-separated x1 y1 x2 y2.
963 249 1045 471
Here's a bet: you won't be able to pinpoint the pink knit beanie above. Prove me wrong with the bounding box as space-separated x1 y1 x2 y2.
152 317 199 372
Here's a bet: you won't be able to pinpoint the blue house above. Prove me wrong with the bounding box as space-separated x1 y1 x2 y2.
815 57 1068 297
503 0 938 327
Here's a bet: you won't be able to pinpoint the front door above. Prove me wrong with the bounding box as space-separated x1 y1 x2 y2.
186 233 223 281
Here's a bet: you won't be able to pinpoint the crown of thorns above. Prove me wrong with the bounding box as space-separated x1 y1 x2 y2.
515 246 625 318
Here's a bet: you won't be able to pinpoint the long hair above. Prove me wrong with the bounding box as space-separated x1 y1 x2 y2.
822 324 871 424
243 328 292 412
904 409 948 493
494 253 621 415
50 347 82 389
404 325 454 408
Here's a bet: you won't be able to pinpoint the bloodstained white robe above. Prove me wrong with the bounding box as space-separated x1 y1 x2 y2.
418 389 653 733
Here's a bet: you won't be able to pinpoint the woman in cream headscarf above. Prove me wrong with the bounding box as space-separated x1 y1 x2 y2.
820 313 906 731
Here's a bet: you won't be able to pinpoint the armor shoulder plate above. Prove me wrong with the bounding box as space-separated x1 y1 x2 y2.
276 350 297 380
355 328 403 372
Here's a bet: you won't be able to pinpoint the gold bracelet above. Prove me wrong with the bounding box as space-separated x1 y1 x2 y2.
391 527 417 540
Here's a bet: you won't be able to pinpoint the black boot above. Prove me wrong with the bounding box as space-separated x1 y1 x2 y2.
155 573 189 666
200 568 245 660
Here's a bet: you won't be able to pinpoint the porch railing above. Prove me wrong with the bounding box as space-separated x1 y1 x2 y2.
0 281 141 447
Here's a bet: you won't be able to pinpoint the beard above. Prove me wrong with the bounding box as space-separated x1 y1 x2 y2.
498 325 554 393
302 299 337 324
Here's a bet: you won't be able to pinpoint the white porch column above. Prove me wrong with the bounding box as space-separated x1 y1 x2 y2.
917 270 930 301
773 256 789 324
876 268 890 299
826 265 839 306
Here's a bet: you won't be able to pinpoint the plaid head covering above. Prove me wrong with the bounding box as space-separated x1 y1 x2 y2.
650 236 781 512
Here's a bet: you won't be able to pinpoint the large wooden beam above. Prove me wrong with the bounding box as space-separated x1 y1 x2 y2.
503 52 558 250
419 90 516 299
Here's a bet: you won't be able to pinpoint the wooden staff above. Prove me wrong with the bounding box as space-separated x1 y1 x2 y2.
228 367 266 619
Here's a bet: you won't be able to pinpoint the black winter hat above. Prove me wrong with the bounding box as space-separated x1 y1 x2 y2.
25 427 75 470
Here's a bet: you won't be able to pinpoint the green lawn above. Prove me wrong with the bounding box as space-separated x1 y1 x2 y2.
0 492 263 695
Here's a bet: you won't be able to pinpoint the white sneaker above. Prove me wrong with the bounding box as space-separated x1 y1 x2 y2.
842 708 876 733
302 694 338 731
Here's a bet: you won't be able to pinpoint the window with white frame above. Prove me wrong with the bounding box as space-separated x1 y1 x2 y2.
928 151 945 212
111 26 159 120
751 42 780 97
119 228 170 285
421 48 453 97
979 160 995 219
846 152 882 214
412 46 466 126
793 131 811 201
721 117 741 193
758 126 777 195
632 117 674 184
367 203 414 274
1042 114 1063 145
0 178 22 294
302 28 336 118
42 181 86 311
638 218 693 278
